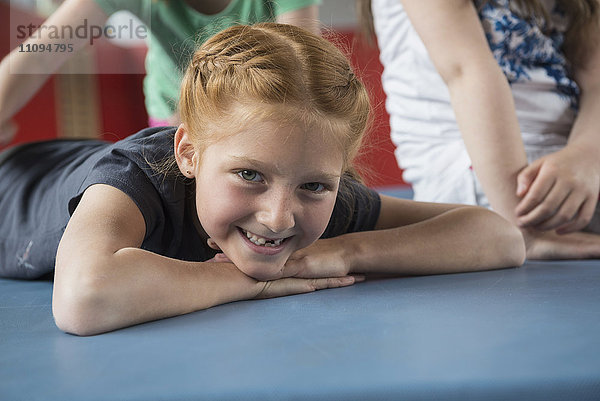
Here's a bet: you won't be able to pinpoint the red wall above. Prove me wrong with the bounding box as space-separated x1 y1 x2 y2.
1 2 404 188
338 29 405 187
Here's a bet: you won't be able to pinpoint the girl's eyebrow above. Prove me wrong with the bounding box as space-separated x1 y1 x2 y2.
227 155 274 171
227 155 341 181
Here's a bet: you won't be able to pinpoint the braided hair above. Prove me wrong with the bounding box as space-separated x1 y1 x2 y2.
178 23 371 175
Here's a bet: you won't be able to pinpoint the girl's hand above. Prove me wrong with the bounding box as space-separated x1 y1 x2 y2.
252 275 363 300
281 237 353 279
204 246 363 300
523 228 600 260
207 237 353 279
516 146 600 234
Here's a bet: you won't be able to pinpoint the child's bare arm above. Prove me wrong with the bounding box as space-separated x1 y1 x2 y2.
0 0 108 144
285 195 526 278
53 184 355 336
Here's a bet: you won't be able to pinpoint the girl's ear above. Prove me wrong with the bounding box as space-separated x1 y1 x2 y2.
174 124 198 178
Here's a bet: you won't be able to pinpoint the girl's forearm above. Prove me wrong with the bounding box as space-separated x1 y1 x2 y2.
446 63 528 223
53 247 259 336
570 38 600 156
346 207 525 275
400 0 528 223
567 83 600 160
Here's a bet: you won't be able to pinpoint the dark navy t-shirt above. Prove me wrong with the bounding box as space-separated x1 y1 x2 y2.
0 127 381 279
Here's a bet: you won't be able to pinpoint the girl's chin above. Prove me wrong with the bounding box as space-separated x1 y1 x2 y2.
235 259 287 282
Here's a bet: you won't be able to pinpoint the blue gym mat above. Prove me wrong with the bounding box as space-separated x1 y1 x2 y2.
1 259 599 401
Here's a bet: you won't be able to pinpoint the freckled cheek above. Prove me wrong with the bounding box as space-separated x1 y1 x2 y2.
297 199 337 247
196 183 252 238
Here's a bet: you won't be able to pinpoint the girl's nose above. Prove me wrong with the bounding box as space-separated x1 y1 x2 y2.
256 192 296 234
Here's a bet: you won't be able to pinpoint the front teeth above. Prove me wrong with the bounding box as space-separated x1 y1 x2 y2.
244 230 284 247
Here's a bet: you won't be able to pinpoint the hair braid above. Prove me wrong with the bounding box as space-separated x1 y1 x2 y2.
179 23 371 173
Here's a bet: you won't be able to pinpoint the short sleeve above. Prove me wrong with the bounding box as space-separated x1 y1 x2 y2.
67 148 165 240
321 176 381 238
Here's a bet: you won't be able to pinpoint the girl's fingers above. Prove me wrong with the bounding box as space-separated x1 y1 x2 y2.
292 276 355 294
255 276 358 299
534 191 584 231
556 198 597 235
517 180 565 226
278 256 303 278
516 174 556 217
525 230 600 260
516 160 541 197
310 276 356 290
516 171 557 217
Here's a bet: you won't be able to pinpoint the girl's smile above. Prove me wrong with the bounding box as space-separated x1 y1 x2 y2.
239 228 289 252
181 118 344 281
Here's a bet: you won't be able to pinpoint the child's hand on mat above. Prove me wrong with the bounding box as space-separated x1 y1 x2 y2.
207 237 355 280
516 146 600 234
281 238 352 279
0 119 17 146
204 238 362 299
522 228 600 259
204 248 363 299
251 275 363 300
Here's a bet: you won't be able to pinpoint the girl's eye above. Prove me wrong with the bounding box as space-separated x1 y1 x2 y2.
238 170 262 182
301 182 325 192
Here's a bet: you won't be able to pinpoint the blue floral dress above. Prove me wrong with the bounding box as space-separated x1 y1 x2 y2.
477 0 578 109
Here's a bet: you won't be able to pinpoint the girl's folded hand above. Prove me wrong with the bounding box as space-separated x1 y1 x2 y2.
516 145 600 234
522 228 600 260
251 275 364 300
206 237 355 280
280 237 353 279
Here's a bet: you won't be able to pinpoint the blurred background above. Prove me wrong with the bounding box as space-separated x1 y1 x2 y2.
0 0 406 188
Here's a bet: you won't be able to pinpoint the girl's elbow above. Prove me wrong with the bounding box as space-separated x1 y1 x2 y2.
483 209 526 268
462 206 525 269
53 305 90 336
52 275 109 336
503 223 527 267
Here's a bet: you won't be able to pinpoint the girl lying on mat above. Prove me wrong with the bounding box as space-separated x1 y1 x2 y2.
0 23 525 336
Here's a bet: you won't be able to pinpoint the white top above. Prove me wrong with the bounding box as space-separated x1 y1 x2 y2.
372 0 577 204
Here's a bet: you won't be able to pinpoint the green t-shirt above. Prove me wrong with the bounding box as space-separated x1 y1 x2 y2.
94 0 320 120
